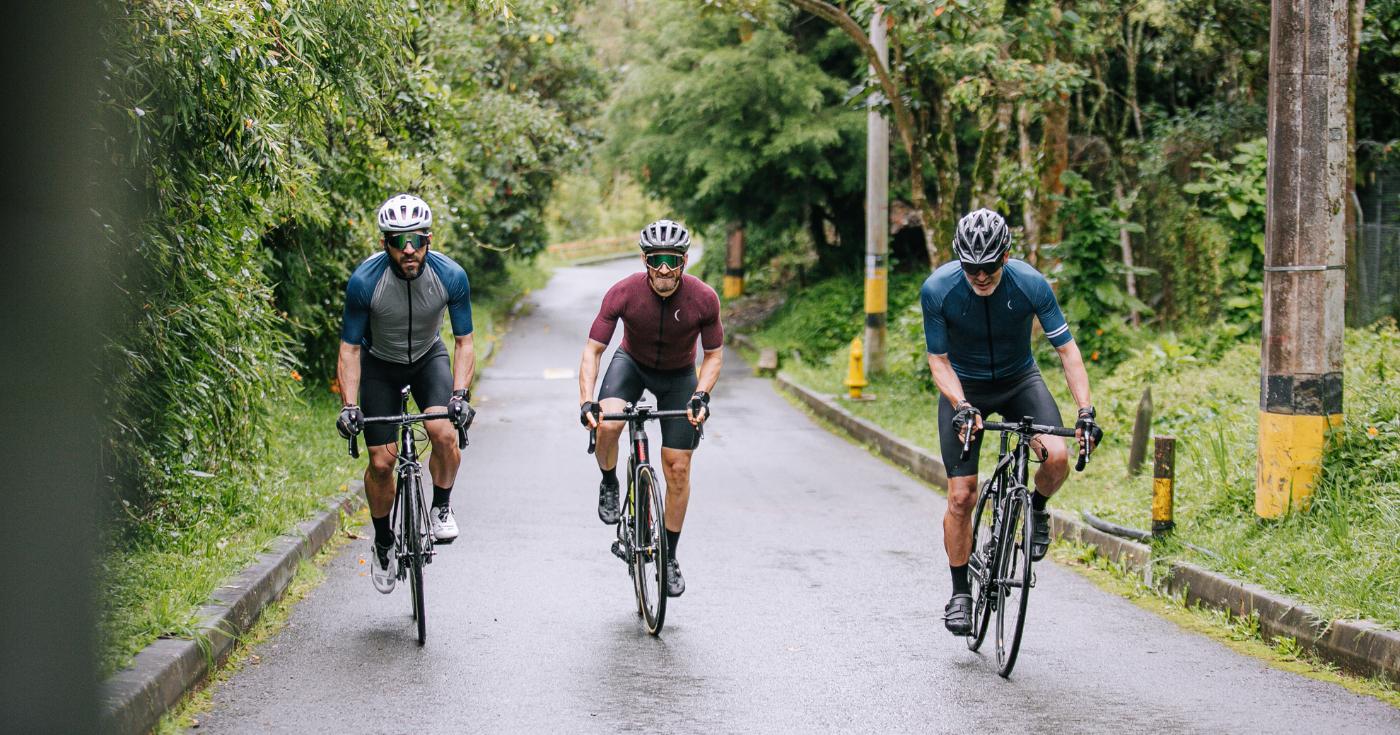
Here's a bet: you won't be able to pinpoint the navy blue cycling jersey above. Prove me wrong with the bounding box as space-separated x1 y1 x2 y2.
340 250 473 365
920 259 1073 382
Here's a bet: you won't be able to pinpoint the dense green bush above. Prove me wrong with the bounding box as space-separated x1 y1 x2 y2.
98 0 601 527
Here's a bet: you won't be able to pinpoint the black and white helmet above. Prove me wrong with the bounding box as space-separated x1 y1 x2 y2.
953 208 1011 264
377 194 433 232
638 219 691 253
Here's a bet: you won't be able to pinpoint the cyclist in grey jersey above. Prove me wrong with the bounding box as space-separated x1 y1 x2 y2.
336 194 476 594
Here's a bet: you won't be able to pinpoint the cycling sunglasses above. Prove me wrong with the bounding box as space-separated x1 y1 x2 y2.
960 259 1003 277
385 231 431 251
645 252 685 270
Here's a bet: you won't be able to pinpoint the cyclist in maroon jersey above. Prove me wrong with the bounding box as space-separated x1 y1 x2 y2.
578 219 723 597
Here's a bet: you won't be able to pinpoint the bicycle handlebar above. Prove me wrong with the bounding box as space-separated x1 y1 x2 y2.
347 411 470 458
958 419 1090 472
585 408 706 455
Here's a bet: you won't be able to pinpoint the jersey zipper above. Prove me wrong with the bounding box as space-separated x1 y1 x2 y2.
406 277 414 364
982 297 996 381
656 293 667 367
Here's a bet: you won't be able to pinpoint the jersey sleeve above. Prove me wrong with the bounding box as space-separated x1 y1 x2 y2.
587 282 624 345
1031 271 1073 347
339 271 373 346
443 262 474 336
921 279 949 355
699 286 724 351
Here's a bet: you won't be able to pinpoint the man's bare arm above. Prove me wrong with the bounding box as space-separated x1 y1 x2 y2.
453 334 475 393
337 342 362 406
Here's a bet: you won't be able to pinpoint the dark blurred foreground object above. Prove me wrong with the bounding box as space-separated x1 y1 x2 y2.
0 2 107 732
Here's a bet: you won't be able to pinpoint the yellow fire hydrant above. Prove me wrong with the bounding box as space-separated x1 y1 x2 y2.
845 336 868 399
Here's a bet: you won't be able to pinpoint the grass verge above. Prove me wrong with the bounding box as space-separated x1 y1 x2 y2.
743 274 1400 630
98 259 546 679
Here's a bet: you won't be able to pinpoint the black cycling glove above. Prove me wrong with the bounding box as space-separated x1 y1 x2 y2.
951 401 981 436
336 404 364 439
687 391 711 422
448 389 474 429
580 401 602 428
1076 406 1103 452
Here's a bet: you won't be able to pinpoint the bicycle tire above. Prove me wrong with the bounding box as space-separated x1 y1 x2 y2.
995 488 1033 677
633 465 667 635
404 475 427 646
966 479 998 651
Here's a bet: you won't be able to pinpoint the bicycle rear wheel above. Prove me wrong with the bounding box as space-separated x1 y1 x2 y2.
966 479 998 651
994 488 1033 677
632 465 667 635
403 476 427 646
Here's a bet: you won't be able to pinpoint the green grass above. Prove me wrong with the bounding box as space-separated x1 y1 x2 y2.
98 258 547 679
749 274 1400 629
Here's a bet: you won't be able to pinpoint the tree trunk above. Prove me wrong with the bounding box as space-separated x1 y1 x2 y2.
930 88 959 266
1114 180 1140 326
1037 91 1069 258
971 100 1012 210
1018 101 1040 265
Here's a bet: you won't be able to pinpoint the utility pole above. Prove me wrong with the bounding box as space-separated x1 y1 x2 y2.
1257 0 1350 518
723 222 745 299
863 5 889 375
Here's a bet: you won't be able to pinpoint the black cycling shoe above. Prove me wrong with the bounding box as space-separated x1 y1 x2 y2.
1031 509 1052 562
943 593 973 636
665 558 685 597
598 479 620 525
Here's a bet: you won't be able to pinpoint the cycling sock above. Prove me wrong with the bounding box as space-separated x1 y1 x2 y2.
432 485 452 509
665 528 680 559
600 465 618 486
1032 490 1049 511
372 513 394 548
950 563 970 595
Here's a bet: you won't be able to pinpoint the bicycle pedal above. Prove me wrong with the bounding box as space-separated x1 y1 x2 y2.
610 540 628 562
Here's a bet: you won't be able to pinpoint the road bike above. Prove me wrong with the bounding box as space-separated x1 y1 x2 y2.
587 402 701 635
348 386 471 645
962 416 1085 677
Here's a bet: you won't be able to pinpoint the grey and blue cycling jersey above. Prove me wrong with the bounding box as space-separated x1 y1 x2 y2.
920 258 1073 382
340 250 473 365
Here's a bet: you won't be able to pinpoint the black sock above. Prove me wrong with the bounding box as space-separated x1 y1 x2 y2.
600 465 618 486
951 564 970 595
372 514 394 548
665 528 680 560
433 485 452 509
1032 490 1049 511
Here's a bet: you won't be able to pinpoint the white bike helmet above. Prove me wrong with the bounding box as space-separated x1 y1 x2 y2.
638 219 691 253
953 208 1011 264
377 194 433 232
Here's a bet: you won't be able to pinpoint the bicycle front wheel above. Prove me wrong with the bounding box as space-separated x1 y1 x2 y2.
632 465 667 635
403 476 427 646
994 488 1033 677
966 480 997 652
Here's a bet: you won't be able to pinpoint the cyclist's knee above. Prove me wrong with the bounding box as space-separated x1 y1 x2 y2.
946 477 978 516
1039 436 1068 469
597 419 624 440
367 446 396 477
661 451 690 478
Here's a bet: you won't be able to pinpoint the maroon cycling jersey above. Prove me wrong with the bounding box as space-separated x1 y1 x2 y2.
588 272 724 370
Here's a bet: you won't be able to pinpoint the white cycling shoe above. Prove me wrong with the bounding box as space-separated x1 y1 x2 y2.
431 505 459 543
371 542 397 594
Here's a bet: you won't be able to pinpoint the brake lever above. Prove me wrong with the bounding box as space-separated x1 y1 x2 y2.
348 434 359 459
1075 440 1088 472
587 428 597 455
457 426 468 449
959 425 973 462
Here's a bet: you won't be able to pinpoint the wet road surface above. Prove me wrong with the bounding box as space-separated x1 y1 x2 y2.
197 256 1400 733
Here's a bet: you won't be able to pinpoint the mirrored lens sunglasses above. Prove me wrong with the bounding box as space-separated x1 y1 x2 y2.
386 232 431 250
646 252 684 270
960 260 1002 277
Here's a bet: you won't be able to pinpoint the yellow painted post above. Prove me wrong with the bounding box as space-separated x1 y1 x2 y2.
1152 436 1175 536
844 336 868 399
723 223 745 299
1257 0 1350 517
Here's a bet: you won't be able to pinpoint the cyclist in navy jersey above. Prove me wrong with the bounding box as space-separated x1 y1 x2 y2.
922 208 1103 636
335 194 476 594
578 219 723 597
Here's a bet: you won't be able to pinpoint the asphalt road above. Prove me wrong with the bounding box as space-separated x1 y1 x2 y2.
197 256 1400 733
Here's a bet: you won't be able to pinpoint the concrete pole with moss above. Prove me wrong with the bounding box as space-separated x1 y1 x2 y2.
863 5 889 376
1256 0 1351 517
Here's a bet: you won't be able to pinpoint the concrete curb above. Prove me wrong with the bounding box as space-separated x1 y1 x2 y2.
742 343 1400 685
100 485 365 735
